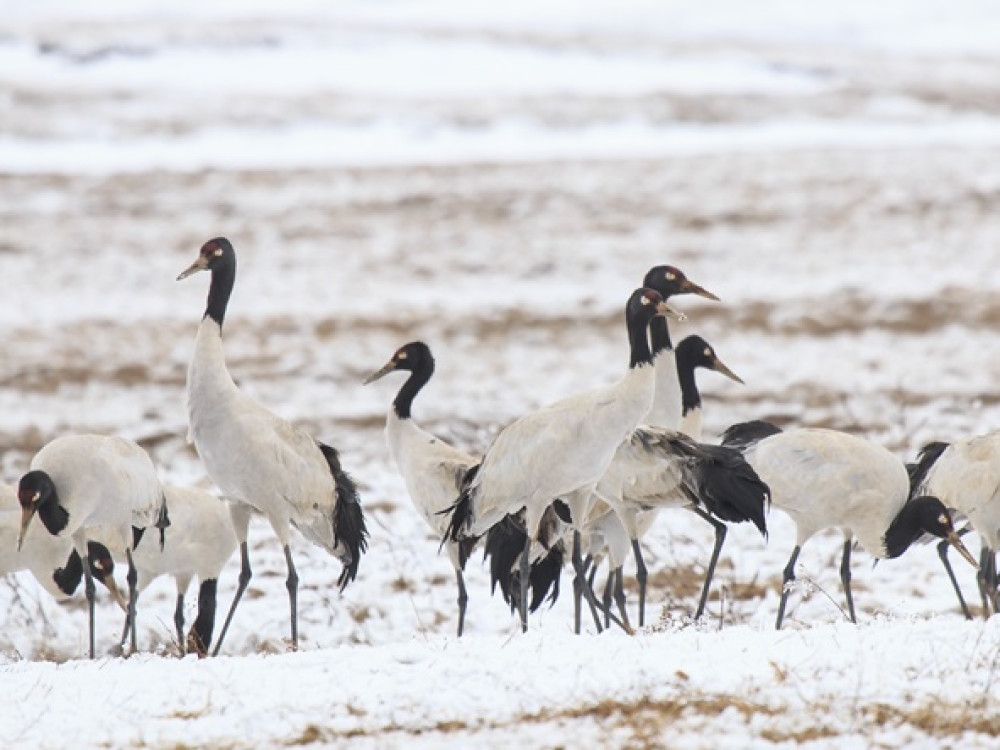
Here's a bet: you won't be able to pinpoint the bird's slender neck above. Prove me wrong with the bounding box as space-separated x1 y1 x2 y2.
393 360 434 420
628 316 656 369
204 257 236 326
675 349 702 416
883 502 927 559
37 485 70 537
649 316 673 356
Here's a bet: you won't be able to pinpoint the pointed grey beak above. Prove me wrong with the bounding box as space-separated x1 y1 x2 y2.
680 278 721 302
177 256 209 281
363 361 397 385
711 356 745 385
655 301 687 322
948 531 979 569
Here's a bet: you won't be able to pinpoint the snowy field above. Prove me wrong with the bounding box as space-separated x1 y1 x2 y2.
2 1 1000 747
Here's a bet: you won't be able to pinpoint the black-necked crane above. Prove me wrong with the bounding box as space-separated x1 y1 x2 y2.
444 287 681 631
674 334 744 441
722 423 978 628
908 434 1000 618
2 483 123 606
16 434 169 658
363 341 480 636
177 237 368 654
108 485 239 655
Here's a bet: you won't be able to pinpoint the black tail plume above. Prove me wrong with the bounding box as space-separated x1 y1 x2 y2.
485 514 526 605
526 541 564 612
720 420 783 451
907 441 950 498
155 491 171 551
684 442 770 537
318 442 369 591
441 464 480 546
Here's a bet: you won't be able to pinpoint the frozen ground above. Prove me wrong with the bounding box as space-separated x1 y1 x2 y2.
2 1 1000 748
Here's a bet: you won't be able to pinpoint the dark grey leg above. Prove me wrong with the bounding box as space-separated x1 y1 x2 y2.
519 535 531 633
631 539 648 627
212 541 252 657
174 593 186 648
284 545 299 650
602 569 614 629
689 507 727 620
455 569 468 637
612 567 632 632
776 545 801 630
83 550 96 660
840 539 856 624
125 548 138 656
572 531 604 634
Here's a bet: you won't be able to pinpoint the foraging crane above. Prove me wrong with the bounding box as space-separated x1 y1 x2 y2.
2 483 122 606
908 434 1000 618
178 237 368 654
108 486 239 655
722 423 978 628
16 434 169 658
444 287 681 631
363 341 480 636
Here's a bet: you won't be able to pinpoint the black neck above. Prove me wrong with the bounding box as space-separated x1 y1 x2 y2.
883 502 926 559
649 316 673 356
393 359 434 420
628 315 655 369
38 488 70 537
204 256 236 326
675 349 701 416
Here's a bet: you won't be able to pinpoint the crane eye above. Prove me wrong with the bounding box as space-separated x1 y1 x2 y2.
398 351 408 360
640 295 651 306
214 248 223 257
704 347 712 357
938 514 948 525
665 272 676 281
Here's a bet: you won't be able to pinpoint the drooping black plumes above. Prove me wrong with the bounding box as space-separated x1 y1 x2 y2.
907 441 950 498
187 578 219 657
484 512 565 614
318 442 369 590
720 420 784 451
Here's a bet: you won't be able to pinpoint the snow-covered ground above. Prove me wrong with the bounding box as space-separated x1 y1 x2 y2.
2 1 1000 747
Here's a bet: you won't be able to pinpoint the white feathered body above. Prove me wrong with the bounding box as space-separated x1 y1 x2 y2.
187 320 340 553
0 484 76 600
385 410 477 568
30 434 165 553
919 431 1000 550
466 363 657 538
745 428 908 557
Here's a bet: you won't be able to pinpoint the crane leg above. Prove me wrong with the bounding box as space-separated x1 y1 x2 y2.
976 547 992 619
775 545 801 630
602 569 614 629
455 569 468 637
840 539 856 624
174 593 186 649
212 541 252 657
690 507 727 620
937 539 972 620
284 545 299 650
572 531 605 634
631 539 648 627
82 550 97 660
125 548 139 656
519 535 531 633
188 579 218 657
575 555 596 635
612 567 632 632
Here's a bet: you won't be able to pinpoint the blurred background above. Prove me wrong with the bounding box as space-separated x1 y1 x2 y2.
2 0 1000 654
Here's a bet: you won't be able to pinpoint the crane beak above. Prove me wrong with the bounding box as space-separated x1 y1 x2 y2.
16 507 36 552
711 356 745 385
948 531 979 569
99 574 128 612
177 256 209 281
655 301 687 322
363 361 396 385
679 278 720 302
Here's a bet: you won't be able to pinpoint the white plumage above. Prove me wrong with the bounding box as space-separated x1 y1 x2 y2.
910 432 1000 617
178 237 367 654
445 287 679 630
364 341 479 635
16 434 167 658
727 425 977 628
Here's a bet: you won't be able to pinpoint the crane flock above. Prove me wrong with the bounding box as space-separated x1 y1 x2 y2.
3 237 989 661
